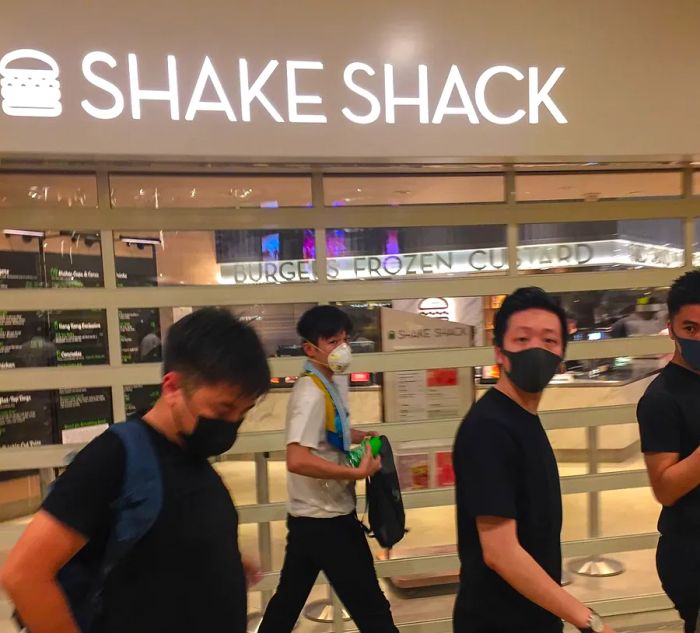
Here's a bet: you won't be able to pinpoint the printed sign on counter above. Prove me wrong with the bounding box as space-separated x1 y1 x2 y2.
381 307 473 423
397 453 430 491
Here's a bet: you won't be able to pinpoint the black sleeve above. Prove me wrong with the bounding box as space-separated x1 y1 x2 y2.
42 430 125 539
637 391 682 454
456 420 518 519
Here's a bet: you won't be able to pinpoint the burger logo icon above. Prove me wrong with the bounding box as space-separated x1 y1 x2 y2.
0 49 62 117
418 297 451 321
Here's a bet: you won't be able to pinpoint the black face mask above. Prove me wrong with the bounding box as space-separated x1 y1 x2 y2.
182 417 242 459
503 347 562 394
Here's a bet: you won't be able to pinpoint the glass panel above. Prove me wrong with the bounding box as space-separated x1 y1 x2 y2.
119 309 162 364
1 229 103 288
113 229 316 286
324 174 504 206
336 297 488 348
120 303 316 365
694 170 700 196
1 309 109 369
325 225 506 280
694 218 700 267
518 219 684 273
109 174 312 209
0 173 97 208
516 171 681 201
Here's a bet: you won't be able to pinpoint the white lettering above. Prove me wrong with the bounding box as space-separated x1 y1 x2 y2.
239 59 284 122
128 53 179 120
384 64 429 124
528 66 567 124
81 51 124 120
341 62 381 124
475 65 525 125
185 56 236 121
286 60 326 123
432 64 479 124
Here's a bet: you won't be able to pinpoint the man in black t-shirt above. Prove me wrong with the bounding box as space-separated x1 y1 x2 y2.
637 270 700 633
454 287 614 633
1 308 271 633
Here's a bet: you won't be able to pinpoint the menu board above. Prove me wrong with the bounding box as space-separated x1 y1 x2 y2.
50 310 109 366
0 311 55 369
56 387 113 444
115 255 158 287
0 251 42 288
45 253 103 288
0 390 54 448
119 308 162 364
124 384 161 418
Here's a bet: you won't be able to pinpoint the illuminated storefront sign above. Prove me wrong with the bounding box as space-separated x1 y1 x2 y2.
0 48 567 126
217 239 684 285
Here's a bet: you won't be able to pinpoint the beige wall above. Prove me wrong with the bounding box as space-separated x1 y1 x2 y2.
1 0 699 162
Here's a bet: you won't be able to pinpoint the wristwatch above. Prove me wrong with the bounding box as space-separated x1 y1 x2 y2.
578 609 604 633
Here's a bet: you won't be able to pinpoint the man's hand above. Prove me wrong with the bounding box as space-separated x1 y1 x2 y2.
356 444 382 479
241 556 262 588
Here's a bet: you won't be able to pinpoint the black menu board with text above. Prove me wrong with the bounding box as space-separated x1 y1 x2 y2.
50 310 109 366
0 251 42 288
56 387 113 444
124 384 161 418
0 390 54 448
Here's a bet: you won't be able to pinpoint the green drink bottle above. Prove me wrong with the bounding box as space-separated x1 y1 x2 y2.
347 436 382 467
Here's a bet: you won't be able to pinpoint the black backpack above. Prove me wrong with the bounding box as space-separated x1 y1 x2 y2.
362 435 407 549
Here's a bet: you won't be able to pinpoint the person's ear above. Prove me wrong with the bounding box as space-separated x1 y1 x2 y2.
162 372 182 405
494 346 505 366
302 340 315 358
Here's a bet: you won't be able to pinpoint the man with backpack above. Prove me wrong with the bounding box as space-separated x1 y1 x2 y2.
1 308 271 633
258 305 399 633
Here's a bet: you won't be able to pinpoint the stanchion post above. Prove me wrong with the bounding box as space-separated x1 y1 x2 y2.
569 425 625 577
38 467 56 499
247 451 280 632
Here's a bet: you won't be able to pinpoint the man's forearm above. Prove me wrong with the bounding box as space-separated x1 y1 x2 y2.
6 576 79 633
288 449 359 481
654 450 700 506
488 544 590 628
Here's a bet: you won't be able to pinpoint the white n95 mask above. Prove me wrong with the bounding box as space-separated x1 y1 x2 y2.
327 342 352 374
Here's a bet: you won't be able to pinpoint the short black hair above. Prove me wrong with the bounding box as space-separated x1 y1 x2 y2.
163 308 270 397
297 305 353 346
668 270 700 319
493 287 568 350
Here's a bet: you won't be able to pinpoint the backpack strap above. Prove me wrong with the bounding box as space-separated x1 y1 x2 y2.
83 420 163 628
103 419 163 569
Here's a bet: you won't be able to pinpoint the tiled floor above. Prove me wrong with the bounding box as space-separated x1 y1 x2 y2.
0 453 685 632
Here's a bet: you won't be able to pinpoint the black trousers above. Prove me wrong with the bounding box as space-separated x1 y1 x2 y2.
258 513 398 633
657 536 700 633
453 603 563 633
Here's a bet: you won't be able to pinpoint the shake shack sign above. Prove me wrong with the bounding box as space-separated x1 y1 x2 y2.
217 239 684 284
